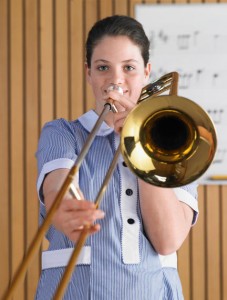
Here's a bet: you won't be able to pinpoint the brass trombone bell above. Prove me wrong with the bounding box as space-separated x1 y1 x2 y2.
121 94 217 187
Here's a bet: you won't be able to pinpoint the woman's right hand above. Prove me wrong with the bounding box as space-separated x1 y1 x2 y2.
43 169 105 243
51 197 105 242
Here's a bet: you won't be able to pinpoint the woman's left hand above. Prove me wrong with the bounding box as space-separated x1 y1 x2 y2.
103 89 136 133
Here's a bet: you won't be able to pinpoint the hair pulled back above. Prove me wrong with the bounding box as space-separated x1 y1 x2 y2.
85 15 150 68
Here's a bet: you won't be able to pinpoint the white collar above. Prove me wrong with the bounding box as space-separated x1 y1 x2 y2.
78 110 114 136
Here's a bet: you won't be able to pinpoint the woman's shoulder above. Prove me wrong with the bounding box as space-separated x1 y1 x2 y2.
40 118 82 138
43 118 78 130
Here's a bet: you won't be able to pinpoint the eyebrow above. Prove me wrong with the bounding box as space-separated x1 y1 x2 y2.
93 59 139 64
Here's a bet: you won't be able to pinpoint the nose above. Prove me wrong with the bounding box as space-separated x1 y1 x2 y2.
109 67 124 86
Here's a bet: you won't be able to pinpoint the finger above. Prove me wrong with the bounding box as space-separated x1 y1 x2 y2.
113 111 129 133
88 223 101 234
62 199 96 211
105 91 135 111
75 224 101 235
104 90 122 100
68 224 101 242
69 209 105 226
103 92 122 113
60 209 104 234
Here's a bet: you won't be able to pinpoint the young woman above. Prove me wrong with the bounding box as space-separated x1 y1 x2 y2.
35 15 198 299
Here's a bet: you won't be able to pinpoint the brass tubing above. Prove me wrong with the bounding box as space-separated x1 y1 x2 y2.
139 72 178 102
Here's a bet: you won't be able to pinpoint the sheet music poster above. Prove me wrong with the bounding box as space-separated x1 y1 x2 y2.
135 3 227 185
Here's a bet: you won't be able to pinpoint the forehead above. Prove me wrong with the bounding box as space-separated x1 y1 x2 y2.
91 35 142 62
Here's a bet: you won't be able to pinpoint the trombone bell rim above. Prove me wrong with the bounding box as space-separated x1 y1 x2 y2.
121 95 217 187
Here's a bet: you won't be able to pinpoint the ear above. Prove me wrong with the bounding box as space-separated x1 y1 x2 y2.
144 62 151 81
85 62 92 84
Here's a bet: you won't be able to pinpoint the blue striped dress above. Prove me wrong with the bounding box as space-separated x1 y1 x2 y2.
35 110 198 300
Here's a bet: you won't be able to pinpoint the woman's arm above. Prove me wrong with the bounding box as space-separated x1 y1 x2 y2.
139 180 194 255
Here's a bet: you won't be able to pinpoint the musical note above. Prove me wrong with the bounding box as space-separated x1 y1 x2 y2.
196 69 203 82
159 30 168 44
212 73 219 86
177 34 191 50
207 108 224 124
178 72 193 89
193 30 200 46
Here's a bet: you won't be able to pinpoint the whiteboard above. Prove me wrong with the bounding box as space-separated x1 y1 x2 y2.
135 3 227 185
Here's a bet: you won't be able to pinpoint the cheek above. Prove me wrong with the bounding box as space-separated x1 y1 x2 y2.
129 89 142 105
90 79 104 100
131 81 146 102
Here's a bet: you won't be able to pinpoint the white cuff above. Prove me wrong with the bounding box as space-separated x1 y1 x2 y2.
42 246 91 270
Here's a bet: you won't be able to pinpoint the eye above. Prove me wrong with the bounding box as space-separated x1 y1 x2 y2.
124 65 135 71
97 65 109 71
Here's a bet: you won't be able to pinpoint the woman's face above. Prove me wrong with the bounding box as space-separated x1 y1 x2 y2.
86 35 151 114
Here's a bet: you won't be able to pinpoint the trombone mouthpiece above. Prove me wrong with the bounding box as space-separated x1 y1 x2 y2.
107 84 123 95
106 84 123 113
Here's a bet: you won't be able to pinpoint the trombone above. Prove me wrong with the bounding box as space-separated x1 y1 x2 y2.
3 72 217 299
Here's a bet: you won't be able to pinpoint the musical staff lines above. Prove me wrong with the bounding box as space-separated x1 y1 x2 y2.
136 3 227 184
150 68 227 90
149 29 227 54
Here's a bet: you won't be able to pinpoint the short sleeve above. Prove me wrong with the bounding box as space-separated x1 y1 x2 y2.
36 119 78 203
174 182 199 225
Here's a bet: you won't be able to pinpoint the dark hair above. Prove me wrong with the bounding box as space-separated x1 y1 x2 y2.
85 15 150 68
